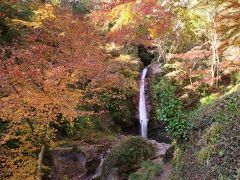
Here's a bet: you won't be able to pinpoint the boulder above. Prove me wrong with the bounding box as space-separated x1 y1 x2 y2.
100 136 156 179
148 140 172 158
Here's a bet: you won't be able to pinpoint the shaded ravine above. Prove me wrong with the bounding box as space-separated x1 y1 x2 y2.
50 58 173 180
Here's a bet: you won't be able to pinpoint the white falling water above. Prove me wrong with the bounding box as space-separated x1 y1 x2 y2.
139 67 148 138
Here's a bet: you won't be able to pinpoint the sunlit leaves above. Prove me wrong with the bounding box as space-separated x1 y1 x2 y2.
91 0 172 44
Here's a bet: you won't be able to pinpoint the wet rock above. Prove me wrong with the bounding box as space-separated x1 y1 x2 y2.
51 141 111 180
148 123 172 144
146 141 173 180
91 155 105 180
51 148 88 180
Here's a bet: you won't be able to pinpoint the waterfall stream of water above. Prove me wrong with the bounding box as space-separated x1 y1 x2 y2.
139 67 148 138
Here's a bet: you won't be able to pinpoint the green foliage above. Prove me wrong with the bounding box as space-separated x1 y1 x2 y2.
0 1 34 44
170 86 240 179
0 119 9 136
74 115 100 130
50 115 74 137
101 136 155 178
234 71 240 84
196 145 215 164
227 100 239 113
188 92 239 133
6 138 21 149
169 147 186 180
81 88 136 130
153 77 191 140
49 0 61 6
129 160 162 180
11 3 34 21
173 8 207 52
99 90 133 125
200 93 218 106
50 114 101 138
72 1 91 14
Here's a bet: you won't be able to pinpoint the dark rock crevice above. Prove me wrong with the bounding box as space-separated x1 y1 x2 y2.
137 44 158 66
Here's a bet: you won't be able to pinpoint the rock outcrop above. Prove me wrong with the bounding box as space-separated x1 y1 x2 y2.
51 141 112 180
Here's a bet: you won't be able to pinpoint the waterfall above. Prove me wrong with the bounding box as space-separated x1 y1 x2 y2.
139 67 148 138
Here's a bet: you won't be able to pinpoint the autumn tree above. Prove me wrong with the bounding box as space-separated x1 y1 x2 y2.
0 1 141 178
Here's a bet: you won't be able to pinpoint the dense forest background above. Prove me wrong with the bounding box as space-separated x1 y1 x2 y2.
0 0 239 179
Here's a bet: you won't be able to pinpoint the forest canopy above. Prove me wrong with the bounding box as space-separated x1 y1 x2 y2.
0 0 239 179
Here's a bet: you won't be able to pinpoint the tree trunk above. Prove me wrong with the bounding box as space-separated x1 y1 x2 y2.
37 144 45 180
210 26 219 86
208 12 219 87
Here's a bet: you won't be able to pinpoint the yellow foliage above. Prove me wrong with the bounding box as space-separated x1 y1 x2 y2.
110 2 135 31
33 4 55 22
148 27 158 39
12 4 55 28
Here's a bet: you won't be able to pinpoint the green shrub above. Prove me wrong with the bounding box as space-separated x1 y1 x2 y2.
99 90 133 125
153 77 191 141
50 114 73 137
0 119 9 136
74 115 100 130
170 86 240 179
6 138 21 149
72 1 91 14
129 160 162 180
81 88 135 130
234 71 240 84
0 1 34 44
101 137 155 178
200 93 218 106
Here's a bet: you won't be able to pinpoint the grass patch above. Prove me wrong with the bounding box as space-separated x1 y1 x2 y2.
129 160 162 180
170 85 240 179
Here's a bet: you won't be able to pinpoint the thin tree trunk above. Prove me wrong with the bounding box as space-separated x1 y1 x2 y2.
26 118 34 132
190 59 200 86
10 82 20 94
156 40 167 63
37 144 45 180
210 28 219 86
208 12 220 87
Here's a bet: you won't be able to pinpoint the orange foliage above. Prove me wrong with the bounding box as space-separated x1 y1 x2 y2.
90 0 172 45
0 5 139 178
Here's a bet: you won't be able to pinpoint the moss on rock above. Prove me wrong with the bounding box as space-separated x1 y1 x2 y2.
101 136 156 179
